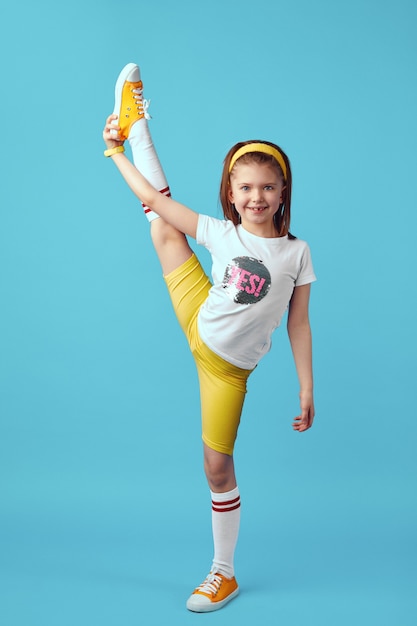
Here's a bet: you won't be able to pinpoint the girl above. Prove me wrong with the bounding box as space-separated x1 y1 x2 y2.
102 63 316 613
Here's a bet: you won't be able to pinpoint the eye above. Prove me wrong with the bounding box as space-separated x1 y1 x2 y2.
264 185 274 191
240 185 250 191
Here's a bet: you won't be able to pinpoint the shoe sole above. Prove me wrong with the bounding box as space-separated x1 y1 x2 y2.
186 587 239 613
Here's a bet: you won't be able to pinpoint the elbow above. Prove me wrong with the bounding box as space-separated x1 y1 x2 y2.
287 317 311 338
136 187 156 208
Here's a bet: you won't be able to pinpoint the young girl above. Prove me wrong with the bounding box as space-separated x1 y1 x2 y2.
102 63 316 613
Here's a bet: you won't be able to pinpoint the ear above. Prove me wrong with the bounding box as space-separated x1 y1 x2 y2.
280 185 287 203
227 185 234 203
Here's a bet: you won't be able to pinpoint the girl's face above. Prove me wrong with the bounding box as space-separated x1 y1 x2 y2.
228 162 285 237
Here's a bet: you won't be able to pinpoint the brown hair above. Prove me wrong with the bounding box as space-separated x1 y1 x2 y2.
219 140 294 238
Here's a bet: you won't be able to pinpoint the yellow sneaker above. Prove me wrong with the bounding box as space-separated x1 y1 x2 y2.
111 63 151 141
186 571 239 613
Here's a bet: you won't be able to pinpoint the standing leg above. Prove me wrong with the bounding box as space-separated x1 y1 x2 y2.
204 445 241 579
186 348 251 613
186 445 241 613
112 63 193 275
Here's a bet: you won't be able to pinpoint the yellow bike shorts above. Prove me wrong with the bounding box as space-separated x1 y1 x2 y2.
164 253 253 456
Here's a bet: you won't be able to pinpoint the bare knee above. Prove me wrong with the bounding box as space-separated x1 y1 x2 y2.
150 218 187 249
204 446 236 492
150 218 193 275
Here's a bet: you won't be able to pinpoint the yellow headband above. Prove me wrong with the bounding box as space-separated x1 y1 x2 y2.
228 142 287 181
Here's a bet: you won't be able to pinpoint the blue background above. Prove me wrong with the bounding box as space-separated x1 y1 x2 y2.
1 0 416 624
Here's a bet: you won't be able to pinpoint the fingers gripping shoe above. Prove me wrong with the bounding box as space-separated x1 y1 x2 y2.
111 63 151 141
186 571 239 613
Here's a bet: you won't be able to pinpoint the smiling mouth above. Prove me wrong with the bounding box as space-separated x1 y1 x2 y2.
247 206 267 212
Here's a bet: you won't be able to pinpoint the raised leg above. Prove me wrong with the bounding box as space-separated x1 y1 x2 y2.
150 218 193 276
113 63 193 275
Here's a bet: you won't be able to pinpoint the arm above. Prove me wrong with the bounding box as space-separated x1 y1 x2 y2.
287 283 315 432
103 115 199 238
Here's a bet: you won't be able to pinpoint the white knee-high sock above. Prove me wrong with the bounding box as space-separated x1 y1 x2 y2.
128 118 171 222
210 486 241 579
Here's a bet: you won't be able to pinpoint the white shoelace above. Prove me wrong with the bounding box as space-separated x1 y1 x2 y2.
196 572 223 596
132 87 151 120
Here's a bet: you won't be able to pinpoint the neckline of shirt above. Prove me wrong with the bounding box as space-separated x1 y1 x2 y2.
237 224 289 244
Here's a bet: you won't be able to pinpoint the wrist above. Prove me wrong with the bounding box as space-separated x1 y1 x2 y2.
104 145 125 158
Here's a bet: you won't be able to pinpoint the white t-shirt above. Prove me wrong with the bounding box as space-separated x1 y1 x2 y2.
196 215 316 369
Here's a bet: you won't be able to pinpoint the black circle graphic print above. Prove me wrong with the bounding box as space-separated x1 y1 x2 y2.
222 257 271 305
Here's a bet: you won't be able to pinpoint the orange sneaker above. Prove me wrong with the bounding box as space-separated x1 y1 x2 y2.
111 63 151 141
186 570 239 613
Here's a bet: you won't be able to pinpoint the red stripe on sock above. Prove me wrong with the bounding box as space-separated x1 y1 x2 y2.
212 496 240 507
212 502 241 513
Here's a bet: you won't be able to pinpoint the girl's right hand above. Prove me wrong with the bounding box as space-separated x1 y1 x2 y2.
103 114 124 150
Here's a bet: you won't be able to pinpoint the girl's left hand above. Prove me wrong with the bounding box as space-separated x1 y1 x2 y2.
292 390 315 432
103 114 124 150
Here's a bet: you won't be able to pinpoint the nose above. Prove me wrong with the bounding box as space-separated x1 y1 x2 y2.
252 188 264 204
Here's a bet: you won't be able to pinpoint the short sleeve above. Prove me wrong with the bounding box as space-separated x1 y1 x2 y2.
196 214 210 247
295 244 317 286
196 214 232 252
